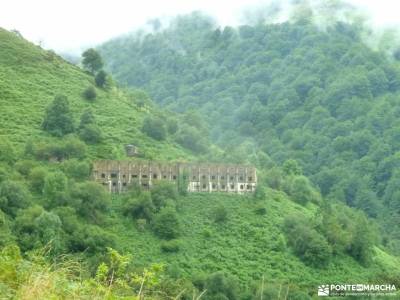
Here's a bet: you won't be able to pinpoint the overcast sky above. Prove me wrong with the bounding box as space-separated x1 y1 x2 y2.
1 0 399 54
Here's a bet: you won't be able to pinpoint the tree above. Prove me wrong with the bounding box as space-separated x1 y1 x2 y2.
167 118 179 134
282 159 302 176
175 125 208 153
348 214 376 265
14 205 64 253
82 48 103 74
0 181 30 217
152 207 180 239
42 95 74 137
69 182 111 222
142 116 167 141
43 171 68 207
95 70 107 88
285 175 319 205
78 109 103 144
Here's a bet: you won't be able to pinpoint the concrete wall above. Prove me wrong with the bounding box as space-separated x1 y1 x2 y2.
92 160 257 194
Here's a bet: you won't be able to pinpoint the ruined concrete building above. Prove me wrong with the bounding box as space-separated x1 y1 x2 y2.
92 160 257 193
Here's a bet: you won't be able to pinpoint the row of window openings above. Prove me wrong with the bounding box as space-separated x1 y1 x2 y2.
105 182 252 190
102 173 253 181
197 183 252 190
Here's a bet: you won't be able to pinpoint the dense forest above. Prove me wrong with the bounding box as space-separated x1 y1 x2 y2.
99 9 400 257
1 2 400 298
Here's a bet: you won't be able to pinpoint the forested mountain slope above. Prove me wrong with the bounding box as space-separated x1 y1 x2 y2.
99 13 400 254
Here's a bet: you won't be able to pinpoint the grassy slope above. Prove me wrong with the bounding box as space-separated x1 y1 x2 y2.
0 28 191 161
108 190 400 292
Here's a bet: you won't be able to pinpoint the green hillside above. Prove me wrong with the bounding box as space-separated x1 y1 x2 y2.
99 11 400 256
0 28 191 161
0 21 399 299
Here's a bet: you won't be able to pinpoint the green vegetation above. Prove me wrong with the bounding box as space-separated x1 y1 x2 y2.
1 2 400 297
100 9 400 256
82 48 103 74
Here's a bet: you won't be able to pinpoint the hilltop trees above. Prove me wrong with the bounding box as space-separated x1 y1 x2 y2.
82 48 103 74
82 48 108 88
42 95 74 137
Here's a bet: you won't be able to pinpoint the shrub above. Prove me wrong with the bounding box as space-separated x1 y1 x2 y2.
123 192 154 221
204 272 239 300
0 165 10 183
95 70 107 88
79 124 103 144
43 171 68 206
151 181 178 210
83 85 97 101
202 228 212 238
136 218 147 231
152 207 180 239
253 185 266 201
69 224 115 254
160 239 180 253
62 159 91 180
167 118 179 134
28 167 47 193
254 203 267 215
284 175 319 205
79 109 96 128
0 139 16 165
34 138 86 162
0 180 30 217
213 205 228 223
15 160 37 177
14 205 64 253
282 159 302 176
284 214 332 266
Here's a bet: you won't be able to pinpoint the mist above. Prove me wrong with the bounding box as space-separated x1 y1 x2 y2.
1 0 400 54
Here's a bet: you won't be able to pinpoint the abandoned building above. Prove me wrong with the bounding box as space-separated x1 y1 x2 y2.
92 160 257 193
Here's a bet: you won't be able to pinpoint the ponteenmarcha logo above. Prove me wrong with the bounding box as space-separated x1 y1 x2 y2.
318 285 330 296
318 284 397 297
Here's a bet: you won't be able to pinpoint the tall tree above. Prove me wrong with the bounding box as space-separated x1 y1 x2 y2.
82 48 103 74
42 95 74 137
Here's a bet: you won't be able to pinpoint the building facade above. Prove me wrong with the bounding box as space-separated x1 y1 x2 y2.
92 160 257 194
